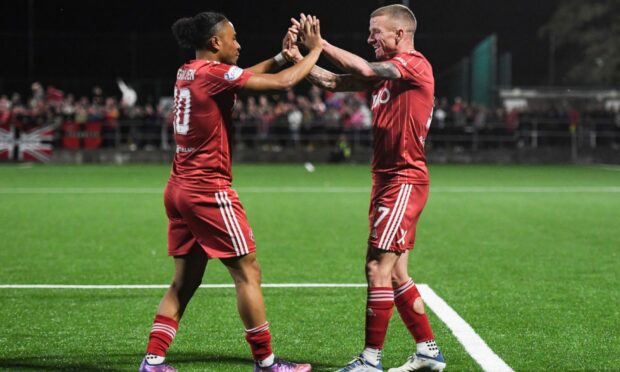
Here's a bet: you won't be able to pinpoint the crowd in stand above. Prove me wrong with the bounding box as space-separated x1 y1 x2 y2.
1 82 619 151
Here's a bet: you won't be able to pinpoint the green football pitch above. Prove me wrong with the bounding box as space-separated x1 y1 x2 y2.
1 163 619 371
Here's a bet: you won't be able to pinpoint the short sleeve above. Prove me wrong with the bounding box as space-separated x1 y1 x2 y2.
204 63 253 95
387 53 432 87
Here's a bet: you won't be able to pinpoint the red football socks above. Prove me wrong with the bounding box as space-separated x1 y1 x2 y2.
365 287 394 349
146 314 179 357
394 278 434 342
245 322 273 362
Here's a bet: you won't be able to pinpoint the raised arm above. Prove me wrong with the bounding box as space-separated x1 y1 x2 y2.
245 58 281 74
281 58 372 92
282 20 372 92
291 14 401 81
322 41 401 80
243 16 322 91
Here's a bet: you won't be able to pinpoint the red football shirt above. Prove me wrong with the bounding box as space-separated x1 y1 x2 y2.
168 60 252 190
370 51 434 185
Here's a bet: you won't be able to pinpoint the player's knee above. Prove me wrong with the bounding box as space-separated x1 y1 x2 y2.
170 277 202 297
413 296 425 314
365 260 379 279
365 261 391 286
232 259 262 285
244 256 262 281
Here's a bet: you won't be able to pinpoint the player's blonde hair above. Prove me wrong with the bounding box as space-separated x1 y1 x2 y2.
371 4 417 36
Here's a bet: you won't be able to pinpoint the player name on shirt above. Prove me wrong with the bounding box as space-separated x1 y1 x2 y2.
176 68 196 81
176 145 195 153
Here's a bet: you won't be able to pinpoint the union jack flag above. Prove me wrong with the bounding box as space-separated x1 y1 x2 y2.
0 125 54 162
0 126 15 160
17 125 54 162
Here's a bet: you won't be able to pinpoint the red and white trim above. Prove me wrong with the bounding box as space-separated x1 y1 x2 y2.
215 191 249 256
394 278 415 299
246 322 270 334
367 289 394 303
151 323 177 340
378 184 413 250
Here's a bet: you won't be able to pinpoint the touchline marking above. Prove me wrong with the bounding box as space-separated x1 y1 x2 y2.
0 283 366 289
0 186 619 194
591 164 620 172
418 284 514 372
0 282 512 371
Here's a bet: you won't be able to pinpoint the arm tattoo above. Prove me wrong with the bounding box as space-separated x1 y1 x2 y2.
306 66 338 90
367 62 401 79
307 65 370 92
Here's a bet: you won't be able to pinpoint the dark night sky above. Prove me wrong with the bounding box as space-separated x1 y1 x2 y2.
1 0 560 96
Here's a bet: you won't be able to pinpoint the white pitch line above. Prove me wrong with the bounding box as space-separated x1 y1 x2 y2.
0 283 367 289
0 282 512 370
418 284 514 372
591 164 620 172
0 186 619 194
432 186 620 193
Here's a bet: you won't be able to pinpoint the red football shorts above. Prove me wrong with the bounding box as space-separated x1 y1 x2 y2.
368 183 429 253
164 183 256 258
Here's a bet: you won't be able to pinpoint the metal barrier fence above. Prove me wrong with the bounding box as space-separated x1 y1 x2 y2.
1 116 618 162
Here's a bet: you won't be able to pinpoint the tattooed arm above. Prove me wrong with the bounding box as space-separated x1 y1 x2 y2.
305 65 374 92
290 15 401 80
282 36 373 92
321 40 402 80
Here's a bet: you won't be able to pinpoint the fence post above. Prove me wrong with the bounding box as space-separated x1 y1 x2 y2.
570 124 578 163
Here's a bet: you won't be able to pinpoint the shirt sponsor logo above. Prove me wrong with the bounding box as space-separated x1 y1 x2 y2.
224 66 243 81
371 87 391 110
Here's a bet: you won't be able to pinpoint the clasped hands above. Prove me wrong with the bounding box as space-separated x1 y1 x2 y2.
282 14 323 63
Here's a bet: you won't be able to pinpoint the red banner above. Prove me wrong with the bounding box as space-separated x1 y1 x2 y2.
62 121 102 149
84 122 102 149
62 121 81 149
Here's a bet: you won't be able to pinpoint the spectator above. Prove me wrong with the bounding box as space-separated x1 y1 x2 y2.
434 98 447 129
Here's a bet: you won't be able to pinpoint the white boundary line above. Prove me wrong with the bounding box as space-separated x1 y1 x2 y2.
0 186 619 194
591 164 620 172
418 284 514 372
0 282 512 371
0 283 366 289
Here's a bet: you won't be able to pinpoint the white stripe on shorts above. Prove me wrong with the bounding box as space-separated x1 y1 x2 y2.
215 191 241 256
220 191 249 255
378 184 412 250
377 185 407 249
385 184 413 249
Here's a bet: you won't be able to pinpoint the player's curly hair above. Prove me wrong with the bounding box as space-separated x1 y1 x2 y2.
171 12 228 50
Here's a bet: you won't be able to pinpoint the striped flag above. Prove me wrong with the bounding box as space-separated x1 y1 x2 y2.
0 126 15 160
17 125 54 162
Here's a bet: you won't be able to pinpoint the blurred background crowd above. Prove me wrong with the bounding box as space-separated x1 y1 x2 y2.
2 81 618 156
